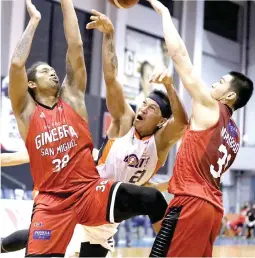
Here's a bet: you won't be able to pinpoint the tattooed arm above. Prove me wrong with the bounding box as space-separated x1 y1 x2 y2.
102 32 134 120
87 10 134 121
9 0 41 114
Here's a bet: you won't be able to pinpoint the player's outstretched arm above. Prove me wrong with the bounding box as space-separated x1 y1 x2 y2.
61 0 87 93
150 69 188 152
9 0 41 115
0 148 98 167
87 10 135 121
148 0 216 108
1 152 30 167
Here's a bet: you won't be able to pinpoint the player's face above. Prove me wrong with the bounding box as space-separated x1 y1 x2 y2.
210 74 236 102
134 98 164 136
33 64 60 92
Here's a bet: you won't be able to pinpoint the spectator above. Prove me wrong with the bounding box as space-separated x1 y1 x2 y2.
246 203 255 239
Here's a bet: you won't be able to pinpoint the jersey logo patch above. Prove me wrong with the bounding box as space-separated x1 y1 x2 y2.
33 230 51 240
124 154 150 168
228 120 238 138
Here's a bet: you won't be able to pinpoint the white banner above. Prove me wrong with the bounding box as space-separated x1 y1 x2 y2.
123 28 172 106
0 199 33 238
1 76 26 152
0 199 33 258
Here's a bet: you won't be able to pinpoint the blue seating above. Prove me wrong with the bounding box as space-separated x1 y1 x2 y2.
24 190 33 200
15 189 25 199
2 188 15 199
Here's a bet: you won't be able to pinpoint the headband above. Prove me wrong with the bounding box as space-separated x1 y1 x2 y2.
148 92 170 118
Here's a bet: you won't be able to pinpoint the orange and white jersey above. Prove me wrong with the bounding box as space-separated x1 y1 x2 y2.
65 127 162 256
97 127 161 186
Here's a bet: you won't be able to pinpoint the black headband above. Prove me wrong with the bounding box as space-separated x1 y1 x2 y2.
148 92 170 118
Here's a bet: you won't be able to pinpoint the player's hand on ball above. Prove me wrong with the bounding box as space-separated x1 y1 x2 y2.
149 69 173 86
26 0 41 21
86 10 114 33
147 0 168 15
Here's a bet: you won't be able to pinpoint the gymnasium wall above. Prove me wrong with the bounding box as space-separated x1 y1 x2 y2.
0 1 12 77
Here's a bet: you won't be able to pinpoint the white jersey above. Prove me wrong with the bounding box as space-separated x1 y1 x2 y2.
97 127 160 185
65 127 161 256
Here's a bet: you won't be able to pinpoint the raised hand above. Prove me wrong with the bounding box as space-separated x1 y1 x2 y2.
86 9 114 33
146 0 168 15
149 69 173 87
26 0 41 20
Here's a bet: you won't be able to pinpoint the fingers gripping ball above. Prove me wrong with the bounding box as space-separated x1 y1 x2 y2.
108 0 139 9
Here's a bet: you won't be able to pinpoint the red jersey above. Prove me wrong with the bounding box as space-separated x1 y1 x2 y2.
26 100 99 193
169 102 240 211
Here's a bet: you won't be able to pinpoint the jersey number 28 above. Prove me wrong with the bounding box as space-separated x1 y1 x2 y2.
210 144 231 178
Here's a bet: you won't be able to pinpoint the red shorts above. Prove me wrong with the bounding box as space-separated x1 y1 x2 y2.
26 179 121 256
150 196 223 257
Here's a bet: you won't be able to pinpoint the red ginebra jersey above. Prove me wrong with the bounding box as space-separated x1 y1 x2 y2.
26 100 99 193
169 102 240 211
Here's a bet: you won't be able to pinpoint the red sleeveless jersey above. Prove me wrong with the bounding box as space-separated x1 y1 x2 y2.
169 102 240 211
26 100 99 193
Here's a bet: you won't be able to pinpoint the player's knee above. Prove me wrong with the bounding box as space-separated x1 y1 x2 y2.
1 229 28 253
143 187 167 223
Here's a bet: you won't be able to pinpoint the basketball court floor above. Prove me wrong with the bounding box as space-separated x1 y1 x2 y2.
0 237 254 257
112 237 255 257
112 245 254 257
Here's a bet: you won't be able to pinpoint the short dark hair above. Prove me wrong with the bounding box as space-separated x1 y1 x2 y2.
27 61 48 99
229 71 253 110
148 89 172 119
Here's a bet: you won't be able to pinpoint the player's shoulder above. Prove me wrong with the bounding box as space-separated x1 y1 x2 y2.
190 100 220 131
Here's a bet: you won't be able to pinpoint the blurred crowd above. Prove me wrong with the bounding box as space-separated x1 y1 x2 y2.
220 202 255 239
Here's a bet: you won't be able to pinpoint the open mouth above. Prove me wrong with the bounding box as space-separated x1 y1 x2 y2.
52 77 59 83
137 115 143 121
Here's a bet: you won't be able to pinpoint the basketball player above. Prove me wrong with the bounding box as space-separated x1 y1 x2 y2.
69 10 188 257
0 72 186 257
2 6 187 257
86 9 188 190
147 0 254 257
7 0 168 256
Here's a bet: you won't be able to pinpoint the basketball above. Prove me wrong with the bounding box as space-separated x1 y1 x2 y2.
108 0 139 9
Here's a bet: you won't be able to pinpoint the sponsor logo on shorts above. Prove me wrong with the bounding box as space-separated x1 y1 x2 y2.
34 222 43 227
33 230 51 240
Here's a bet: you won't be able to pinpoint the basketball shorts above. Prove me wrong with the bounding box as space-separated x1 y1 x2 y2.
25 180 167 257
25 179 121 257
66 182 168 256
149 196 223 257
